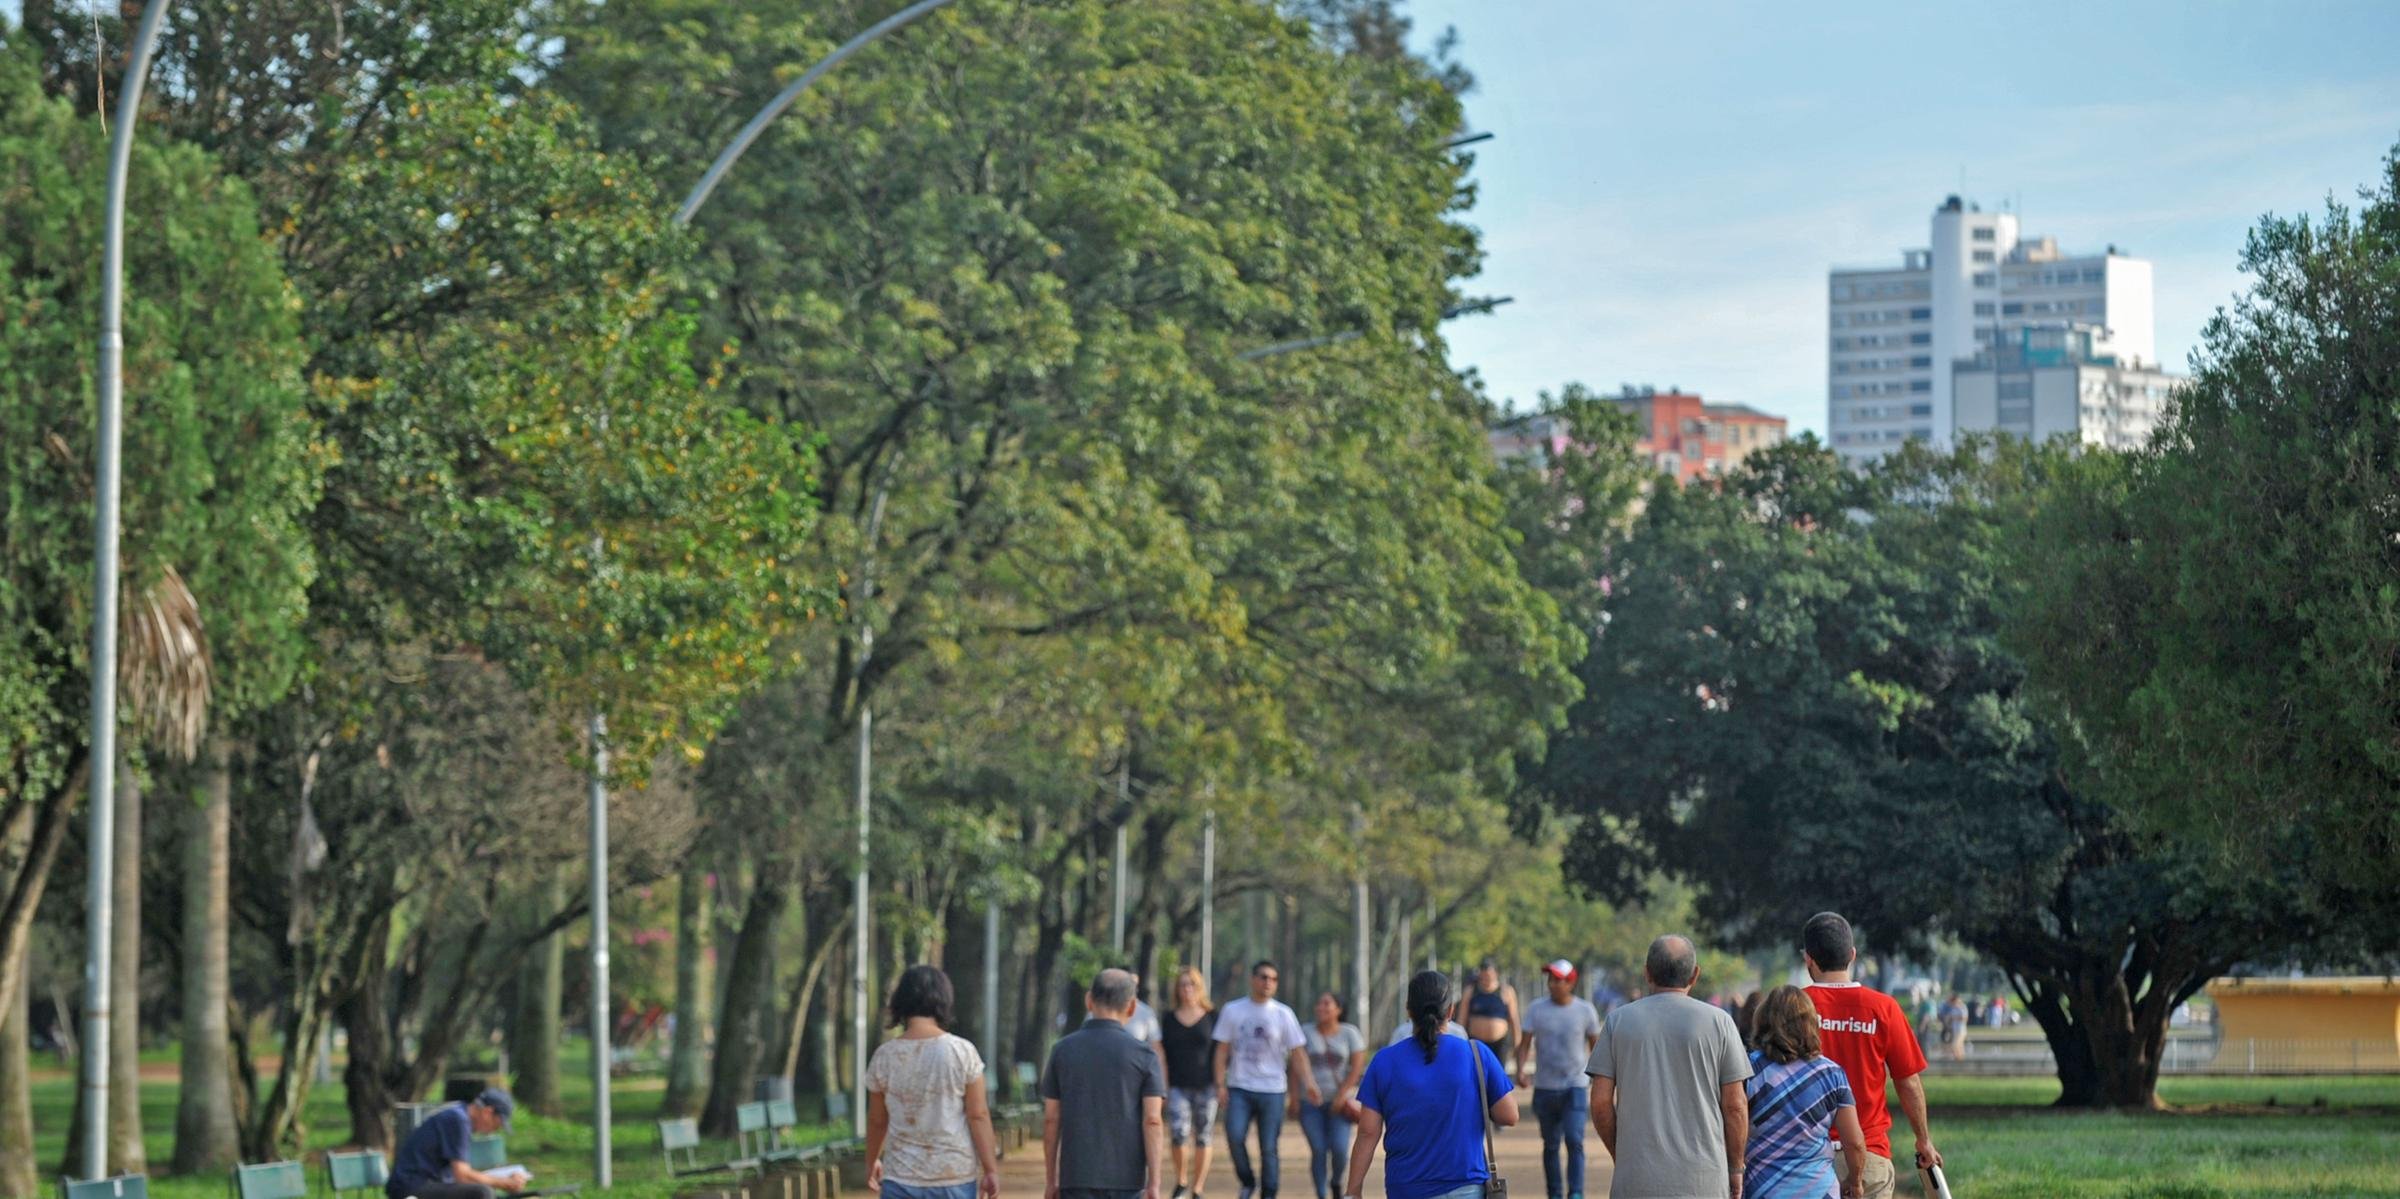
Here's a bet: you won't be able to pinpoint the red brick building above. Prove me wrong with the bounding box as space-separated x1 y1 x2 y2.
1608 386 1788 483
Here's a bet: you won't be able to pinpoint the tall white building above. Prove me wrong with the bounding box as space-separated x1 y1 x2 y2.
1953 324 2180 452
1828 196 2158 461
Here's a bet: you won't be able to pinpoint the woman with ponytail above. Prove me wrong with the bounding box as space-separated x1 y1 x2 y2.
1341 972 1519 1199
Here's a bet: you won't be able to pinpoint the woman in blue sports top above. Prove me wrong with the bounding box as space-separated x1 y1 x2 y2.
1452 959 1518 1063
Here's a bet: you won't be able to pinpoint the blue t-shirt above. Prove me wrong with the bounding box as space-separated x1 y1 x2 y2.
389 1105 471 1195
1358 1034 1514 1199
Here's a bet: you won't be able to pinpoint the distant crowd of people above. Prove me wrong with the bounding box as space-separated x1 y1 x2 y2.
837 909 1940 1199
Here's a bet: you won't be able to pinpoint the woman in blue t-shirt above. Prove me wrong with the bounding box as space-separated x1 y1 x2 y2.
1340 971 1519 1199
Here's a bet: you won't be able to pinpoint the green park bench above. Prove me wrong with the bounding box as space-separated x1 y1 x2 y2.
61 1177 146 1199
231 1162 307 1199
325 1150 389 1199
735 1102 781 1165
659 1116 759 1179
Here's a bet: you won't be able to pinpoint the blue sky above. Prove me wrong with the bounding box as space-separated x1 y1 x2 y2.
1408 0 2400 434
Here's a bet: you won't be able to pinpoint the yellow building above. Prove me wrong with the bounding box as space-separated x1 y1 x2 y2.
2205 976 2400 1072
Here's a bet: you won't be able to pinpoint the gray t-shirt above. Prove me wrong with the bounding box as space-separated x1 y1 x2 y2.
1040 1016 1166 1190
1585 994 1752 1199
1523 997 1603 1091
1302 1022 1367 1098
1126 1000 1162 1046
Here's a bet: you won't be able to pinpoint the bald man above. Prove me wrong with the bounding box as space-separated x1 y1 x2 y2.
1584 936 1753 1199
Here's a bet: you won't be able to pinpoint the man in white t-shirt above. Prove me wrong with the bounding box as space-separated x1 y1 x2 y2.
1212 960 1318 1199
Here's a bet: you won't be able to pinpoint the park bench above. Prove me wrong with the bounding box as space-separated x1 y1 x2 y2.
61 1177 146 1199
232 1162 307 1199
659 1116 759 1180
325 1150 389 1199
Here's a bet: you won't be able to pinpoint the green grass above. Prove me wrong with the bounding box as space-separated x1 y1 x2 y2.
1888 1074 2400 1197
27 1047 846 1199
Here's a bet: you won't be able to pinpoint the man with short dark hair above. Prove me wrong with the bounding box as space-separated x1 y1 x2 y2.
1214 960 1318 1199
1585 936 1751 1199
1044 968 1167 1199
388 1088 526 1199
1801 912 1940 1199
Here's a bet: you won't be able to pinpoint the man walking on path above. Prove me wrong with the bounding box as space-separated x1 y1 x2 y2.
1800 913 1940 1199
1518 960 1603 1199
1586 936 1752 1199
1215 960 1321 1199
1044 968 1167 1199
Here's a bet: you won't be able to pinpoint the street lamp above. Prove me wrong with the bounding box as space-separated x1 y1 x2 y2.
663 0 965 1146
79 0 172 1180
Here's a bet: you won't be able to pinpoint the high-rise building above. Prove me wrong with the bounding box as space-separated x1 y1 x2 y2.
1952 323 2180 451
1828 196 2158 462
1490 386 1788 483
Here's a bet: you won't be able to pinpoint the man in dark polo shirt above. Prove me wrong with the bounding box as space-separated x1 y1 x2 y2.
388 1088 525 1199
1043 968 1166 1199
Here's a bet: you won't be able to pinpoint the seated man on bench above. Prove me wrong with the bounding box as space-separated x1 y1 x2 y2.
389 1088 530 1199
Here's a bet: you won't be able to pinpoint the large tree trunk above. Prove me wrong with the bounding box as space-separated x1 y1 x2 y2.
109 769 147 1174
701 859 789 1136
661 864 714 1117
0 869 39 1199
510 871 567 1115
776 893 849 1081
339 910 401 1151
172 738 239 1173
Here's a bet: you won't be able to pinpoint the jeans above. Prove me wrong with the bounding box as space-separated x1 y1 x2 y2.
1222 1087 1285 1198
1295 1099 1352 1199
1531 1086 1590 1199
883 1184 979 1199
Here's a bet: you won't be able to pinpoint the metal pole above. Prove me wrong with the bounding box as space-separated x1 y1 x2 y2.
982 898 1000 1092
1111 754 1130 955
676 0 962 224
851 472 891 1141
852 695 872 1138
1199 809 1215 991
587 713 612 1187
1351 805 1369 1034
81 0 170 1180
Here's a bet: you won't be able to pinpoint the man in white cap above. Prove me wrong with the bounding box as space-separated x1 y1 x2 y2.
1517 960 1602 1199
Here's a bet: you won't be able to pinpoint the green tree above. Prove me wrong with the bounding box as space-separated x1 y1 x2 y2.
2006 145 2400 891
547 0 1579 1128
1530 438 2377 1108
0 43 319 1192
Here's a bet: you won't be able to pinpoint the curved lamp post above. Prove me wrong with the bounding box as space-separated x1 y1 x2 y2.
79 0 173 1181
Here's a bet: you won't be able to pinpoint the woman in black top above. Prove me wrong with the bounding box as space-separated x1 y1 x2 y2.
1161 967 1220 1199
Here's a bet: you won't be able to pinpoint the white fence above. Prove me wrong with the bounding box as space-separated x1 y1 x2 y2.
1921 1030 2400 1075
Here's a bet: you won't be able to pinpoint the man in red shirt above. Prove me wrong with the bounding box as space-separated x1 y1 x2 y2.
1801 913 1941 1199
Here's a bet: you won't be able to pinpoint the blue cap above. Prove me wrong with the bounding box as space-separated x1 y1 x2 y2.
476 1087 515 1129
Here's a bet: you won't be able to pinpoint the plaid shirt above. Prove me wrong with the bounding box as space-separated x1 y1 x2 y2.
1742 1053 1854 1194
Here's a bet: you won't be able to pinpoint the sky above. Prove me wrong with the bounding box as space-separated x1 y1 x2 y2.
1405 0 2400 435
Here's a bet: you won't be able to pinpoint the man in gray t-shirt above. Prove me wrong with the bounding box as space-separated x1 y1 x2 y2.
1519 960 1604 1199
1586 937 1752 1199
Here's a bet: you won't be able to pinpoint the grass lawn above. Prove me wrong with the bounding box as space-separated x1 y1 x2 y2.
1895 1074 2400 1198
27 1046 845 1199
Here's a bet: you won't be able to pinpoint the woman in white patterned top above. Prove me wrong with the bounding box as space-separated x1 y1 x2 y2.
866 966 1003 1199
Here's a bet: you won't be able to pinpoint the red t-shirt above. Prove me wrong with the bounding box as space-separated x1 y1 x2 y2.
1805 983 1926 1160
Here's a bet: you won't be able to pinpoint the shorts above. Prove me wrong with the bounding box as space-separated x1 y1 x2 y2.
1833 1152 1897 1199
1166 1086 1217 1145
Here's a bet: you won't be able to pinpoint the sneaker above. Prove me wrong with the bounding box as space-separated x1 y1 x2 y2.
1173 1188 1187 1199
1240 1187 1255 1199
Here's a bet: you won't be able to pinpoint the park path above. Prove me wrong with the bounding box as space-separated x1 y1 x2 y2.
993 1105 1612 1199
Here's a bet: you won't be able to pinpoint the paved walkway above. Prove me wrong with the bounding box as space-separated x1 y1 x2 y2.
996 1103 1614 1199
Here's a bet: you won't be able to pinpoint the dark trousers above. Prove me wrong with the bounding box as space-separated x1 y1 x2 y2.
1531 1086 1590 1199
1223 1087 1285 1198
389 1184 495 1199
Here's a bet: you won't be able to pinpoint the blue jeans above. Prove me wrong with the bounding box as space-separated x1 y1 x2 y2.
1295 1099 1352 1199
1223 1087 1285 1198
1531 1087 1590 1199
883 1184 979 1199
